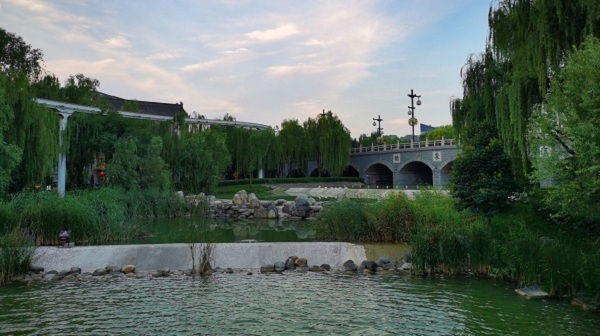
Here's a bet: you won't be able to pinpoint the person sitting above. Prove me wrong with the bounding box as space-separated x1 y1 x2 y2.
58 229 71 245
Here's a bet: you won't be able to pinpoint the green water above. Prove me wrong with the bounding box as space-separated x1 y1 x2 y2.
1 273 599 335
128 218 315 244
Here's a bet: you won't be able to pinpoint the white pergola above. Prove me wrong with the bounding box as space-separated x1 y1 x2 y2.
35 98 271 196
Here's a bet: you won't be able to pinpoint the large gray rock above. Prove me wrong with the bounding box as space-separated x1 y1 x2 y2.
249 194 260 209
295 195 310 208
232 194 243 205
274 261 285 273
237 190 249 203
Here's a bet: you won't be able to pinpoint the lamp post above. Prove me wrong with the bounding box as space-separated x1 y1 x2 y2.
372 115 383 137
407 89 422 142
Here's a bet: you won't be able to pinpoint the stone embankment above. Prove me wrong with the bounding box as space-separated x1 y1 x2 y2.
22 243 418 282
180 190 326 220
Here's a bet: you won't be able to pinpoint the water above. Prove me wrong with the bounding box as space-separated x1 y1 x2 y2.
1 273 599 335
128 218 316 244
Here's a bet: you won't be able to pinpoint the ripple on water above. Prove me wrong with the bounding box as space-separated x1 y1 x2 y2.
1 273 599 335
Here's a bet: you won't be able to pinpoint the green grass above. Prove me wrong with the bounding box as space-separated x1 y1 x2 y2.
315 190 600 298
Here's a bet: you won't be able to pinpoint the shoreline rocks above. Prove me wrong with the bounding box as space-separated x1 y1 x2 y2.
181 190 327 220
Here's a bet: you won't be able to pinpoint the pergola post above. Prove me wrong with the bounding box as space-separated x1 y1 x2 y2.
56 111 72 197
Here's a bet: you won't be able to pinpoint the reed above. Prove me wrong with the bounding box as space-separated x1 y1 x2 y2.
0 227 34 286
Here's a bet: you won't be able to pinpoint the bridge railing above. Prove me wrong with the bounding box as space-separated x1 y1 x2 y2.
351 138 456 154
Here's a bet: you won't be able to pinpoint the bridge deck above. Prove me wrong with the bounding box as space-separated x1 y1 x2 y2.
351 139 456 154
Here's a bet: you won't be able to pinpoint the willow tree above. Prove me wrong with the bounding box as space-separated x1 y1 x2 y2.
304 111 351 176
528 37 600 227
453 0 600 180
278 119 307 175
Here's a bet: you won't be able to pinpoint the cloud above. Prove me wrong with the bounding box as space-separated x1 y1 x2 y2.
103 35 130 49
224 48 248 54
180 59 223 72
146 52 180 61
246 23 299 42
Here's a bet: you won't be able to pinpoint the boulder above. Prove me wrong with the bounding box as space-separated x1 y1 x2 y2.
343 260 358 272
361 260 377 271
274 261 286 273
232 194 243 206
121 265 136 274
260 264 275 273
285 257 297 270
68 267 82 275
30 266 44 274
294 195 310 208
254 207 268 219
249 194 260 209
237 190 249 203
106 266 121 273
320 264 331 271
92 268 107 276
515 286 549 300
295 257 307 267
267 209 277 219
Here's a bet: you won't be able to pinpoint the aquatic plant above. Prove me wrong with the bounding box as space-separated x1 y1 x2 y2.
0 227 34 286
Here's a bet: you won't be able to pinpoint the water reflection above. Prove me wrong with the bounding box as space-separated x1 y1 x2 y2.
130 218 316 244
1 274 599 335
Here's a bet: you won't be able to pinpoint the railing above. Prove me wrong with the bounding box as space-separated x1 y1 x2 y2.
351 138 456 154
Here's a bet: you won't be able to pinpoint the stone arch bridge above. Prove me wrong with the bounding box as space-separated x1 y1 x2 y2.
346 139 457 188
298 139 458 188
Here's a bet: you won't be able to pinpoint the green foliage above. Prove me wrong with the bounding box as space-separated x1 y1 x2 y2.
278 119 306 171
316 193 414 242
453 0 600 180
528 36 600 228
303 111 352 176
0 27 44 80
107 136 140 190
0 227 34 286
420 125 454 141
216 176 362 187
449 122 517 220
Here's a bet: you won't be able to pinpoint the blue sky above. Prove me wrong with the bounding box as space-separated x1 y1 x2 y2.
0 0 491 138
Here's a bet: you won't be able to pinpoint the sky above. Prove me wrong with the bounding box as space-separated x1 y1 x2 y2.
0 0 491 139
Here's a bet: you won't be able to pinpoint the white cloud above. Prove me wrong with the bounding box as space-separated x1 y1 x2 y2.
246 23 299 42
180 59 223 72
146 52 180 61
103 35 130 49
224 48 248 54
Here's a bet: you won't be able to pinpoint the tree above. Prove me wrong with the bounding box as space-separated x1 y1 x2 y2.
304 111 351 176
0 27 44 80
139 137 171 190
528 36 600 227
420 125 454 141
449 122 517 222
107 136 139 190
278 119 306 175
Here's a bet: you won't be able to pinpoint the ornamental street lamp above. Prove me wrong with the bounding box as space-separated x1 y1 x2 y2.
372 115 383 137
407 89 422 142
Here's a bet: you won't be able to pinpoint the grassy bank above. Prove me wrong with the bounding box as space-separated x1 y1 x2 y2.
316 190 600 298
0 188 201 246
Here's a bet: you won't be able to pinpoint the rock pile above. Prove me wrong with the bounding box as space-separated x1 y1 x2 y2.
182 190 327 220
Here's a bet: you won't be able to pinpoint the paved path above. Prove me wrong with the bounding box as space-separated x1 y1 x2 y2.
33 242 366 273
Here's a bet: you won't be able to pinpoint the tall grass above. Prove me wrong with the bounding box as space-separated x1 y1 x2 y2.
0 228 34 286
316 193 413 242
1 188 198 245
317 190 600 297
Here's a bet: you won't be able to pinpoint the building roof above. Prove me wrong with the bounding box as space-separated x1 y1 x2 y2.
98 92 188 118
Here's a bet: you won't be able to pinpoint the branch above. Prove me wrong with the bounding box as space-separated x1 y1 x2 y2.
551 129 575 156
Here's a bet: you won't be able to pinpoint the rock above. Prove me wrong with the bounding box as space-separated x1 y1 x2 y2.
274 261 286 273
295 257 307 267
296 266 309 273
267 209 277 219
400 262 412 270
402 253 412 263
377 256 391 265
30 266 44 274
260 264 275 273
309 265 323 272
236 190 249 203
254 207 268 218
92 268 108 276
63 274 79 282
320 264 331 271
106 266 121 273
174 191 184 199
295 195 310 208
343 260 358 272
307 197 316 206
515 286 549 300
232 194 243 206
285 257 297 270
249 195 260 209
68 267 81 275
382 263 396 270
274 199 286 206
361 260 377 271
247 272 253 276
225 268 234 274
121 265 136 274
153 268 170 277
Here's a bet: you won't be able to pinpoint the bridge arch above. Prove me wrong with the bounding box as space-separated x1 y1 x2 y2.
439 159 454 186
397 160 433 188
341 163 361 178
364 163 394 187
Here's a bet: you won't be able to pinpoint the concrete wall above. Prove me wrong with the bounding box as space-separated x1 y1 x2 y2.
33 242 367 273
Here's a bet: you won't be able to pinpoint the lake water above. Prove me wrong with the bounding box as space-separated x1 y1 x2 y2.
2 219 599 334
1 272 599 335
